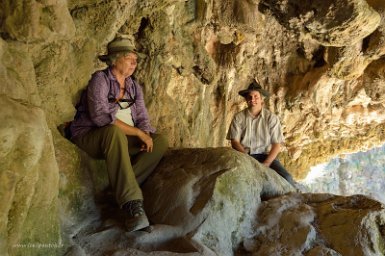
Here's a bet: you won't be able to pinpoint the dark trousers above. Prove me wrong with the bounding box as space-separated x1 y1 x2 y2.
250 154 295 186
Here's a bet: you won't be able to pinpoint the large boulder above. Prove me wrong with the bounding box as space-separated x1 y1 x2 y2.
62 148 385 256
2 0 385 254
244 193 385 255
142 148 295 255
0 95 61 255
63 147 295 255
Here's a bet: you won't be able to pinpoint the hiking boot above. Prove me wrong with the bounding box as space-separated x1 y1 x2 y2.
122 199 150 232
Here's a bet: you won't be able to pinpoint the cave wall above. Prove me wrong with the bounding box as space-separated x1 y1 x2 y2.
1 0 385 254
2 0 385 173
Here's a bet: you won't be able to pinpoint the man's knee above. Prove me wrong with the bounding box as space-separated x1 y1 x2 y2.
271 160 294 182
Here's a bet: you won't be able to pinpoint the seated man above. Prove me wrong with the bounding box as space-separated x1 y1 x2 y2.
227 80 296 186
69 36 168 232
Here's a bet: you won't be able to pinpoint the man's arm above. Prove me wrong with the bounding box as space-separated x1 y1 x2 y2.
114 119 153 152
263 143 280 167
230 139 249 154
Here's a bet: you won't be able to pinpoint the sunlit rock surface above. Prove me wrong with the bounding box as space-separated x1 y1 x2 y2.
302 144 385 204
243 193 385 256
260 0 380 47
64 148 295 255
0 95 61 255
2 0 385 255
1 0 385 176
59 149 385 256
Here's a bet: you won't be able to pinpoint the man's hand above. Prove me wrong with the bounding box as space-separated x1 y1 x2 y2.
230 140 249 154
262 160 272 167
264 143 281 167
137 130 153 152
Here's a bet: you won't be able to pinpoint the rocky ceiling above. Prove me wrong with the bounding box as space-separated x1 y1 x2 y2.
2 0 385 177
2 0 385 254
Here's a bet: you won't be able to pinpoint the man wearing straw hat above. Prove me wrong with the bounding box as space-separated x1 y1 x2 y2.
227 80 296 187
69 36 168 232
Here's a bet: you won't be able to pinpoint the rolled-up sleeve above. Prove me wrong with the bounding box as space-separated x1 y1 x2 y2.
87 72 116 127
269 115 284 144
226 114 242 141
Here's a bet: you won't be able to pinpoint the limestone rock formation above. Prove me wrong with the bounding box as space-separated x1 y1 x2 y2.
62 148 385 256
244 193 385 255
1 0 385 255
0 95 61 255
259 0 380 47
62 148 294 255
1 0 385 176
142 148 295 256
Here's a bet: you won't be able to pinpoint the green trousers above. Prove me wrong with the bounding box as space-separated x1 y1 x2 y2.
73 124 168 207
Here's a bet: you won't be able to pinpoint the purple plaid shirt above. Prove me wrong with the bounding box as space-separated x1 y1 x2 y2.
70 67 155 139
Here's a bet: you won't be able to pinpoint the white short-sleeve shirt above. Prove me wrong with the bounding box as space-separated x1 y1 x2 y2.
226 108 284 154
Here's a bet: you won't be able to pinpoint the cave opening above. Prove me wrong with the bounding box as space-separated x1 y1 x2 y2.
300 144 385 204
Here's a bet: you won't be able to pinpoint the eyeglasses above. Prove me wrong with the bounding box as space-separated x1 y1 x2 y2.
108 98 136 109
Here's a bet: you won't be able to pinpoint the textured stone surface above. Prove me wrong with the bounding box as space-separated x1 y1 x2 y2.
259 0 380 47
1 0 75 42
54 148 385 256
63 148 295 256
143 148 295 255
1 0 385 175
0 95 61 255
2 0 385 255
243 193 385 255
0 38 41 106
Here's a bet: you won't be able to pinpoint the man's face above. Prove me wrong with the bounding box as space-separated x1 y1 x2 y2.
246 90 263 108
114 52 138 77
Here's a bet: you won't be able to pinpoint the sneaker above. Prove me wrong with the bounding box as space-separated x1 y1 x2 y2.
122 199 150 232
